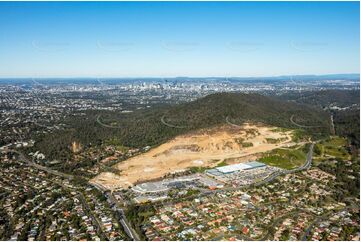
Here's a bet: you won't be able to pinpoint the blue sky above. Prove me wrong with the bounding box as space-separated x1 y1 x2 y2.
0 1 359 77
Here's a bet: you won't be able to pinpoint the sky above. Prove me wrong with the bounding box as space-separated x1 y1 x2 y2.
0 1 359 77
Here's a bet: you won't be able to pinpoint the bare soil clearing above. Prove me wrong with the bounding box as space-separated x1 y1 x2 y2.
91 123 295 190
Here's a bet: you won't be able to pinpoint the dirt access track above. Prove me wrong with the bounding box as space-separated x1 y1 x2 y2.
91 123 296 191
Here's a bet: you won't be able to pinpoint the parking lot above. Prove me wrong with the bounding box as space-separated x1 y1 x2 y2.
206 163 282 187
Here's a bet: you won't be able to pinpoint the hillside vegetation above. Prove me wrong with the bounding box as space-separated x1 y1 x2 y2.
333 109 360 147
279 89 360 148
33 92 332 161
278 90 360 109
259 146 307 170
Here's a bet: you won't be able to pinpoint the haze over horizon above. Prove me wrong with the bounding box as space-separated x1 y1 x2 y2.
0 1 359 77
0 73 360 79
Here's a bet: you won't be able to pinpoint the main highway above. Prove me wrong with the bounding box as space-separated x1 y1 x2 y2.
90 182 140 240
6 149 74 180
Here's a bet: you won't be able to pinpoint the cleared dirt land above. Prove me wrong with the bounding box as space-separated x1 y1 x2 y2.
91 123 296 190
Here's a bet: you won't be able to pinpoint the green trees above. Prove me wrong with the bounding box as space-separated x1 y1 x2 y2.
0 210 13 240
34 93 331 164
125 203 155 240
18 222 30 241
333 109 360 148
318 157 360 202
280 228 290 240
314 145 321 156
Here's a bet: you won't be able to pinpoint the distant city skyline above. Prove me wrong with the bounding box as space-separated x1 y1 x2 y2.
0 1 359 77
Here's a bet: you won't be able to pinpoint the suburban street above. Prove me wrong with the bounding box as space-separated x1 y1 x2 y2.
6 149 74 180
90 182 141 240
6 149 140 241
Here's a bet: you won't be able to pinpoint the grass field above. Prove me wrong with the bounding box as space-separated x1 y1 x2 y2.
259 146 307 170
315 136 350 160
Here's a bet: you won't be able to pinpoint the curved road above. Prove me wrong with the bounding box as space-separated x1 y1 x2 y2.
96 115 122 129
160 115 187 129
290 114 323 128
225 116 243 128
7 149 74 180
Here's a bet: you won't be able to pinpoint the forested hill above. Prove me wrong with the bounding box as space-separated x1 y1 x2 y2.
277 89 360 147
34 92 332 161
162 92 330 130
278 90 360 109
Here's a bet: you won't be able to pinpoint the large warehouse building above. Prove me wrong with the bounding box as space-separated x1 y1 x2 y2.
208 161 266 175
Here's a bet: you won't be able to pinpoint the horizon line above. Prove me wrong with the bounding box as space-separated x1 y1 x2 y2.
0 73 359 79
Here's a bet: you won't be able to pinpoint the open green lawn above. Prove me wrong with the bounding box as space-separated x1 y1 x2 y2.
315 136 350 160
259 147 307 170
